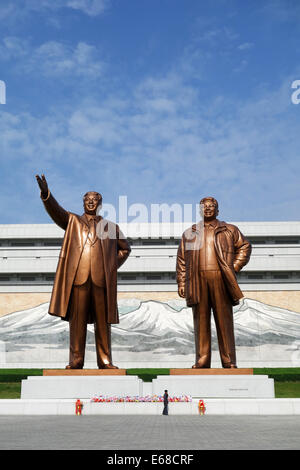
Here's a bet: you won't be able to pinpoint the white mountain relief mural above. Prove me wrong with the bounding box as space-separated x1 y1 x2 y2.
0 298 299 367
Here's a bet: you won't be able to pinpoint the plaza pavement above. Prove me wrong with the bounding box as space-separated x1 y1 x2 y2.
0 415 299 450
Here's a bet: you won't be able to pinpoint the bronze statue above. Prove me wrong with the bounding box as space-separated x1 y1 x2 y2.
176 197 251 368
36 174 131 369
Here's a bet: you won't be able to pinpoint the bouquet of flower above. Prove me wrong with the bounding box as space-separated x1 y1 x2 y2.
91 394 192 403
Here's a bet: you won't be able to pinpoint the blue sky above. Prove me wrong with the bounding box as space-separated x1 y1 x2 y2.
0 0 300 223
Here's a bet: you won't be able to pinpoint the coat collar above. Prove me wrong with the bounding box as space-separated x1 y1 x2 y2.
192 219 227 232
80 213 102 227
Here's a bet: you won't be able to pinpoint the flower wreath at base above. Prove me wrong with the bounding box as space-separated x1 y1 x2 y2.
91 394 192 403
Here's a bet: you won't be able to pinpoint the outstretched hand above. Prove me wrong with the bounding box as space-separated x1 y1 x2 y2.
36 174 48 197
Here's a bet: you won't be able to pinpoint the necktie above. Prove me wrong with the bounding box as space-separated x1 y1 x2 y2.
88 217 97 244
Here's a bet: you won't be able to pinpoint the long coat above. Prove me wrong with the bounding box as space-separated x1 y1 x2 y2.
176 219 251 306
41 192 131 324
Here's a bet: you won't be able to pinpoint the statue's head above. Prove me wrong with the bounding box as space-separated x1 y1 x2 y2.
200 196 219 220
83 191 102 215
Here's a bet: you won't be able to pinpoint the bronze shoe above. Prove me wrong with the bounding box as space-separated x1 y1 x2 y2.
65 362 83 369
192 363 210 369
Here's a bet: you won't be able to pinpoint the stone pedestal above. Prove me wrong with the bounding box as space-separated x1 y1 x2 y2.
21 375 142 399
152 375 275 398
21 368 275 400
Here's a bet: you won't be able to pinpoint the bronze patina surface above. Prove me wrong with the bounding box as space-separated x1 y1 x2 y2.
176 197 251 368
36 174 131 370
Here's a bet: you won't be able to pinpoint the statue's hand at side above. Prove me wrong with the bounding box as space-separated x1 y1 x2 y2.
178 286 185 298
36 174 48 198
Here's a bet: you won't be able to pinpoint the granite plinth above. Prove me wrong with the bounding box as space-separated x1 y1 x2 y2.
22 366 274 400
152 375 275 398
21 375 142 399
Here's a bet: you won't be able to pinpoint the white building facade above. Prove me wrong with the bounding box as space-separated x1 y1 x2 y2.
0 221 300 316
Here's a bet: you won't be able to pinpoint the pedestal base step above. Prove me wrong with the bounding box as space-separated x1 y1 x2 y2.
43 369 126 376
170 368 253 375
1 399 300 415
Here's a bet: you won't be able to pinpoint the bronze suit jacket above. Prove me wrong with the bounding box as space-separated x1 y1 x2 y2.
176 219 251 306
42 192 131 324
73 214 106 287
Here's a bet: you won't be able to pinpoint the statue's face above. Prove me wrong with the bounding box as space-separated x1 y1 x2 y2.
83 192 102 215
201 200 218 220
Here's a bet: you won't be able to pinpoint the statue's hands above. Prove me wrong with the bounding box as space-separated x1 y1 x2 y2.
178 286 185 298
36 174 48 198
233 263 240 273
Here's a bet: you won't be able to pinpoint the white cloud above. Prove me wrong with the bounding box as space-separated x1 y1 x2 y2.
0 36 29 60
66 0 109 16
238 42 254 51
0 25 299 222
195 24 239 48
0 37 105 79
1 67 299 222
29 41 105 78
260 0 300 23
0 0 109 20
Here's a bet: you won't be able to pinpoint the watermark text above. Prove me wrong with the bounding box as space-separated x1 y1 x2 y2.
0 80 6 104
291 80 300 104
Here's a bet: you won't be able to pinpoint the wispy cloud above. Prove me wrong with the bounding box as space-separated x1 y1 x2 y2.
238 42 254 51
0 1 299 223
65 0 109 16
1 64 299 222
27 41 105 78
260 0 300 22
0 37 105 79
0 0 110 21
196 25 239 48
0 36 29 60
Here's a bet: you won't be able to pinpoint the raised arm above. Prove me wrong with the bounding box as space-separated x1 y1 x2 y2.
36 174 69 230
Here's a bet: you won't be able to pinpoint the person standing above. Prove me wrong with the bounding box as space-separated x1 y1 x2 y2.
162 390 169 415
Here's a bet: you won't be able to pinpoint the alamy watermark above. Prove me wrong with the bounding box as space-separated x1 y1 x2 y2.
0 80 6 104
99 196 201 225
291 80 300 104
94 195 206 249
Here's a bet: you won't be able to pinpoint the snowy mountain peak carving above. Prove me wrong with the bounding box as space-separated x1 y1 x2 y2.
0 298 299 354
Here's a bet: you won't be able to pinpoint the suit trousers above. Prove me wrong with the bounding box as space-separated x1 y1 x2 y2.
68 277 112 368
192 270 236 368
